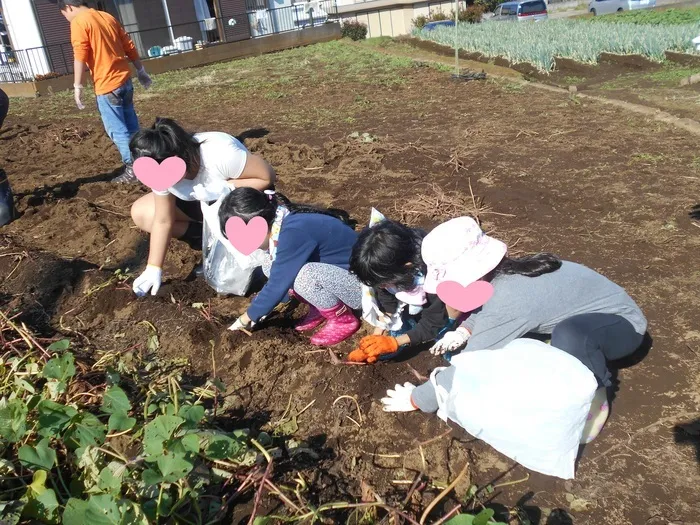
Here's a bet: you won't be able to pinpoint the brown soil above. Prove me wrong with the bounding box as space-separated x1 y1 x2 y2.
399 36 700 123
3 42 700 524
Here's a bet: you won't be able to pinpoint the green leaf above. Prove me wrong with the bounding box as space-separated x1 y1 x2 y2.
96 467 122 495
85 494 121 524
119 501 149 525
14 377 36 394
180 433 200 454
445 515 475 525
62 499 89 525
473 509 495 525
23 470 60 524
45 379 67 400
101 386 131 415
64 413 107 450
36 400 78 437
147 333 159 352
254 518 272 525
76 447 102 489
143 415 184 457
178 404 205 428
42 352 76 382
47 339 70 352
0 500 25 525
18 438 56 470
141 468 163 486
274 415 298 436
0 398 28 443
203 434 241 460
156 453 194 483
107 412 136 433
105 370 120 387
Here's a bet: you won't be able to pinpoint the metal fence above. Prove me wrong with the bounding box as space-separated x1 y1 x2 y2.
0 1 338 84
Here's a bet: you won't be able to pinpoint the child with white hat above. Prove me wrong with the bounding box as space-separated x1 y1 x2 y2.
382 216 648 442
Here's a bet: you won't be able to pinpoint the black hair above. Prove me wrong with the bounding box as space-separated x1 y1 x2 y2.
487 253 562 279
57 0 86 9
129 118 202 177
350 219 426 291
218 187 355 238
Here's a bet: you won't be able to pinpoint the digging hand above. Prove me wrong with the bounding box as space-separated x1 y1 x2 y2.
73 84 85 110
133 265 162 297
430 327 470 355
136 66 152 90
381 382 417 412
229 315 254 332
348 335 399 363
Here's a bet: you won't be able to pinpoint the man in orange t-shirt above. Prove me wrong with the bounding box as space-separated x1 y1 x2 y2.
59 0 152 183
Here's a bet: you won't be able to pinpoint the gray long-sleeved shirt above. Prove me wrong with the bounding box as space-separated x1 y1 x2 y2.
460 261 647 352
411 261 647 412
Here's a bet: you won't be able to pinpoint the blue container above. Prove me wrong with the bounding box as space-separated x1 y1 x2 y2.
423 20 455 31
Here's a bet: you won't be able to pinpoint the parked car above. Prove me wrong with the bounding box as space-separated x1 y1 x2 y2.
588 0 656 16
491 0 548 22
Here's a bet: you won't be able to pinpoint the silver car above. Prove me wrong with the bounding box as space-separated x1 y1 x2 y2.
491 0 549 21
588 0 656 16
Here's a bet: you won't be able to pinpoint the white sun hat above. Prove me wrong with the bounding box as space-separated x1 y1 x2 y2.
422 216 507 294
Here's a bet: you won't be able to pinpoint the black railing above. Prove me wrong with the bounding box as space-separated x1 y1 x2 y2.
0 1 338 84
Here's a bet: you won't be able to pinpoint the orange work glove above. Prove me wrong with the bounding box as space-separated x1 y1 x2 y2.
348 335 399 363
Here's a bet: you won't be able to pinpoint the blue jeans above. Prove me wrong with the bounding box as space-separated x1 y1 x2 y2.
96 79 139 165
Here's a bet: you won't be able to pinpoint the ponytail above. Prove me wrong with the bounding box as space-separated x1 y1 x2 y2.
219 188 355 238
129 117 202 176
490 253 562 278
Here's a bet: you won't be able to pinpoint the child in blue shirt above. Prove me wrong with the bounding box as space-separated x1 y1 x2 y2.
223 188 362 346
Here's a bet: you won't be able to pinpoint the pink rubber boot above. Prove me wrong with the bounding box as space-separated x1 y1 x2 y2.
289 290 325 332
295 302 324 332
310 303 360 346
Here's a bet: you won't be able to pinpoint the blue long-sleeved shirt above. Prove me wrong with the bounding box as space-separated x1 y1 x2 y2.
247 213 358 322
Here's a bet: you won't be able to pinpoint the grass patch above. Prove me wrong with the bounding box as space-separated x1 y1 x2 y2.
586 6 700 25
630 152 666 164
643 66 700 82
564 75 587 85
10 41 419 121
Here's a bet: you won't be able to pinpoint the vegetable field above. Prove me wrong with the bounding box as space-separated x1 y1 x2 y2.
2 40 700 524
416 19 700 72
585 6 700 25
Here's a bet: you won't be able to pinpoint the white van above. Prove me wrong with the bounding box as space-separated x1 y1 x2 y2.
588 0 656 16
492 0 549 21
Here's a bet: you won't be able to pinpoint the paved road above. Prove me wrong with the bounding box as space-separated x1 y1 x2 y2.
548 0 700 18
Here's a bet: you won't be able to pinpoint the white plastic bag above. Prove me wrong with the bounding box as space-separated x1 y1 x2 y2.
439 339 597 479
200 196 268 296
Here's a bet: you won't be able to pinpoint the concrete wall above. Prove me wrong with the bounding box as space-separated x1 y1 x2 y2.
1 22 341 97
339 0 460 37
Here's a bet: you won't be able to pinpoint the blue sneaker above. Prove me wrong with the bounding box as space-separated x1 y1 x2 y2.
0 171 15 226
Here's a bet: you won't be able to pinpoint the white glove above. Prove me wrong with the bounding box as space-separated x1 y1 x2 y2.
380 382 417 412
430 327 470 355
133 265 162 297
228 316 254 332
136 66 152 90
74 84 85 110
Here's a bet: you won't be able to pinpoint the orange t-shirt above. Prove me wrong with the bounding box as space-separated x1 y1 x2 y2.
70 9 139 95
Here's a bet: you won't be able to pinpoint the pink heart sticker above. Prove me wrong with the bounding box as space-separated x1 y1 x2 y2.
133 156 187 192
436 280 494 313
225 216 268 256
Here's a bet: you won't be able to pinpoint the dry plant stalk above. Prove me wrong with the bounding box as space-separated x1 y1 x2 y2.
394 183 488 227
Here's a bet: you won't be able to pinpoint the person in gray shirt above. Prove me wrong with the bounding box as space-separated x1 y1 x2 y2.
381 217 646 443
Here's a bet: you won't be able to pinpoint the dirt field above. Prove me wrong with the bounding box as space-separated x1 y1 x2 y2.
3 40 700 524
